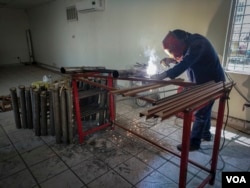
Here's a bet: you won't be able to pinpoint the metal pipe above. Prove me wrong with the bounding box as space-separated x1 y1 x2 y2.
60 88 68 144
9 87 21 129
33 89 41 136
116 77 195 87
72 79 84 143
25 87 33 129
48 86 55 136
40 91 47 136
60 66 105 73
99 90 107 125
60 66 120 78
52 87 61 144
30 85 36 128
74 77 114 91
179 110 193 188
66 87 74 144
18 85 27 128
209 96 227 185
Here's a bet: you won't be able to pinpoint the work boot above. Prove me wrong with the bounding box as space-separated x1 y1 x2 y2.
201 135 212 142
177 144 199 152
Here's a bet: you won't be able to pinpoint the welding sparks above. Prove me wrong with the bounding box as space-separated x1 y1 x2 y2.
144 47 159 76
147 61 157 76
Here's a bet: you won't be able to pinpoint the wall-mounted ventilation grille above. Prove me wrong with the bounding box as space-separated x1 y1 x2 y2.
66 6 78 21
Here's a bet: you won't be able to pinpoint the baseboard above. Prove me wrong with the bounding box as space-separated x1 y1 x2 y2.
36 62 61 73
211 112 250 134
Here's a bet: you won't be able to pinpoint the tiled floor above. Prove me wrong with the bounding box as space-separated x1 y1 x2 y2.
0 64 250 188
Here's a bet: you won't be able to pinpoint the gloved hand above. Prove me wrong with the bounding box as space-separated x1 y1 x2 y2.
150 72 167 80
160 57 176 68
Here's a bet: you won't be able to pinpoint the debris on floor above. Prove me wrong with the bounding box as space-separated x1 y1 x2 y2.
0 94 12 112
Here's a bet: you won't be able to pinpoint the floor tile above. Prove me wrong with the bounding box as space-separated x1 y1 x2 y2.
72 156 109 184
87 169 133 188
21 145 56 166
12 136 45 154
157 159 194 184
51 143 94 167
0 169 37 188
0 64 250 187
39 169 85 188
0 134 11 148
0 144 18 161
114 157 154 185
29 155 68 183
136 171 178 188
151 122 179 137
0 155 26 179
136 148 167 169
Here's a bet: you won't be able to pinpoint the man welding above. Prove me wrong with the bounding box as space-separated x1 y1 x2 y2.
152 29 225 151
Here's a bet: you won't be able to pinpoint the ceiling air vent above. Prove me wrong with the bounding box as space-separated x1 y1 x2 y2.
66 6 78 21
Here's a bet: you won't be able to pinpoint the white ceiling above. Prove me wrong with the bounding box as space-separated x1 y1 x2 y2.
0 0 54 9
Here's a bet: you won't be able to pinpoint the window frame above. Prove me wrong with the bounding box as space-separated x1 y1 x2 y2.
223 0 250 75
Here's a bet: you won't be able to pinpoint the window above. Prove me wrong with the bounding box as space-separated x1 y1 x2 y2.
224 0 250 74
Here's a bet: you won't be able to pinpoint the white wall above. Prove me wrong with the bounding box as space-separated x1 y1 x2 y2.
2 0 249 122
27 0 230 69
0 9 29 64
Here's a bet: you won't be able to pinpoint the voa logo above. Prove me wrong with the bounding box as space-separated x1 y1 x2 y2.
222 172 250 188
226 176 246 184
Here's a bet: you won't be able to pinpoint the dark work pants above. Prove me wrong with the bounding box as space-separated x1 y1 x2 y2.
190 100 215 147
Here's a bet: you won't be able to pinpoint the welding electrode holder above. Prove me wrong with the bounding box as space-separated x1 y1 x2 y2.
160 57 176 68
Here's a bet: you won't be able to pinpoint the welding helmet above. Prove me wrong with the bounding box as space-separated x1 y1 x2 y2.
162 30 188 59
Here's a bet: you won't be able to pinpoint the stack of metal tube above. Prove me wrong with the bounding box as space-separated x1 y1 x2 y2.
9 80 75 144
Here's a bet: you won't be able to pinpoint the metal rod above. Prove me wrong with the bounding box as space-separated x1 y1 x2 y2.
40 91 48 136
9 87 21 129
61 66 119 78
52 87 61 144
72 79 84 143
179 110 193 188
66 87 74 144
18 85 27 128
153 81 215 105
209 96 227 185
25 87 33 129
115 77 195 87
143 82 217 115
73 77 114 91
48 86 55 136
30 85 36 128
33 89 41 136
122 84 164 97
159 83 232 120
110 83 159 94
60 88 68 144
107 74 115 123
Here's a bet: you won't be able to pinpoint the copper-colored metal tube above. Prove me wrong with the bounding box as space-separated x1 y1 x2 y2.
116 77 195 87
122 84 164 97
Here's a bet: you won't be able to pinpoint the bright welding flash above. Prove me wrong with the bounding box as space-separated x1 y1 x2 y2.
146 62 157 76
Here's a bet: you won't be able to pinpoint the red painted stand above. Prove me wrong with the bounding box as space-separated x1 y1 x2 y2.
72 73 115 144
179 95 227 188
115 88 229 188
